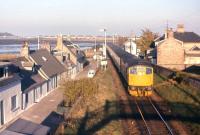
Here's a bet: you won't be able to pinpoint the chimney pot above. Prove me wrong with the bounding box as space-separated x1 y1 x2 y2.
20 41 30 57
165 28 174 39
177 24 185 33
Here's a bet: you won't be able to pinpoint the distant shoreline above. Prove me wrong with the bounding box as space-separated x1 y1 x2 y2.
0 38 102 45
0 38 54 45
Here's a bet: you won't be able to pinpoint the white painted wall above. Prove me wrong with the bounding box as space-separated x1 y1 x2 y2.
0 80 22 127
22 82 48 110
124 40 137 56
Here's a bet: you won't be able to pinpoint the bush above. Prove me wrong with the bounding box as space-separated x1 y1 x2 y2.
61 78 98 106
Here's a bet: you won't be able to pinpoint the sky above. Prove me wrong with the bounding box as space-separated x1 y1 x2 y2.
0 0 200 36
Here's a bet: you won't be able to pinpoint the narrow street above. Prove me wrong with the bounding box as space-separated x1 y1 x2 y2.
75 59 98 80
19 88 63 124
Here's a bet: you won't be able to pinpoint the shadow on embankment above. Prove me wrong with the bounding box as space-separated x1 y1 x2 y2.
61 98 199 135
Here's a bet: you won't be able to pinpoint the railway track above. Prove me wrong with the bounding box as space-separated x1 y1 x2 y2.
134 96 175 135
109 58 177 135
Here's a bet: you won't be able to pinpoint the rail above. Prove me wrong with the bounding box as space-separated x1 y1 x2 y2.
134 98 152 135
147 97 174 135
134 97 175 135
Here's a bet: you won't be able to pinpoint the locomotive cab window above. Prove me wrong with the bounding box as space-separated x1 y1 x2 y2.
130 68 137 74
146 68 152 74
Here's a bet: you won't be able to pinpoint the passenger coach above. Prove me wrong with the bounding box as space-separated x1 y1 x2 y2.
107 44 153 96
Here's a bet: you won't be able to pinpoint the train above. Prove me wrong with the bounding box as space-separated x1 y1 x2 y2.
107 44 153 96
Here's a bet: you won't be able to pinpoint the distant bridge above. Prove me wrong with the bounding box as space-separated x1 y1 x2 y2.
0 35 125 44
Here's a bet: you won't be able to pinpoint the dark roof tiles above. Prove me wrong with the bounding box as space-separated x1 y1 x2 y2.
156 32 200 43
30 49 66 78
174 32 200 42
10 57 46 92
0 74 21 88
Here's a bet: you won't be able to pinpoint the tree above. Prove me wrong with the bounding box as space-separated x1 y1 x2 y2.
117 36 128 46
136 29 158 53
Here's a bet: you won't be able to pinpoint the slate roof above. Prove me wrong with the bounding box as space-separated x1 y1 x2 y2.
0 62 21 88
0 74 21 88
0 118 50 135
156 32 200 43
30 49 66 78
174 32 200 42
11 57 46 93
63 40 73 46
0 130 24 135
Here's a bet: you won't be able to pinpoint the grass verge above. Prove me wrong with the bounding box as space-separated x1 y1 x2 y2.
59 66 123 135
154 73 200 135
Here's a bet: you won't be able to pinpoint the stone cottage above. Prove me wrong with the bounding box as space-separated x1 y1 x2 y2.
155 24 200 70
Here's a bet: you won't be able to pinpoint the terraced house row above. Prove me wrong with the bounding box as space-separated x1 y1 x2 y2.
0 42 67 128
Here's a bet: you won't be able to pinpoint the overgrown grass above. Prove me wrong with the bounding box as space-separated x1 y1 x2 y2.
60 78 98 106
59 66 123 135
154 73 200 135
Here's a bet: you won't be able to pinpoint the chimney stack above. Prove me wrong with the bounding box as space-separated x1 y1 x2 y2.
165 29 168 39
20 41 30 57
56 34 63 49
40 42 51 52
165 28 174 39
177 24 185 33
168 28 174 38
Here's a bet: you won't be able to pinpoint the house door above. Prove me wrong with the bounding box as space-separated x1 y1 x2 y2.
0 100 4 125
63 56 66 62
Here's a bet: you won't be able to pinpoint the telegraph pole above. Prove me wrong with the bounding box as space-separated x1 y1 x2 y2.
37 35 40 50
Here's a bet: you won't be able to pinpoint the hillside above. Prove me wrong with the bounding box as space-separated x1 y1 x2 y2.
0 32 15 37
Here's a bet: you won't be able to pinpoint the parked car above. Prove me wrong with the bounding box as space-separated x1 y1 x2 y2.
87 70 96 78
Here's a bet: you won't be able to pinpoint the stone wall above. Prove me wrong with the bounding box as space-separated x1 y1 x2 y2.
157 38 185 70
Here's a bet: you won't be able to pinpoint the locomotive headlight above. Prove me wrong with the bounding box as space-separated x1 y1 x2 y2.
138 72 142 75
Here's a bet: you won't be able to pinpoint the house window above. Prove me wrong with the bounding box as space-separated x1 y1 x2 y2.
25 93 28 103
40 86 43 96
0 68 3 78
68 53 70 60
0 100 4 125
11 95 17 111
4 67 8 77
47 81 49 92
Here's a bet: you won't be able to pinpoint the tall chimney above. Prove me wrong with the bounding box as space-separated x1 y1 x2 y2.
177 24 184 33
164 29 168 39
56 34 63 50
40 42 51 52
20 41 30 57
168 28 174 38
